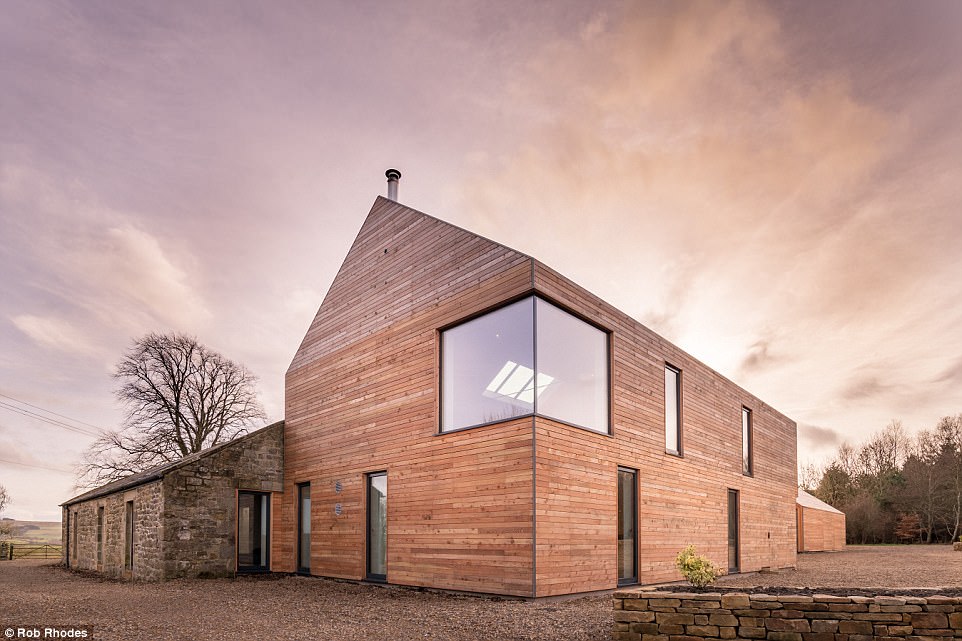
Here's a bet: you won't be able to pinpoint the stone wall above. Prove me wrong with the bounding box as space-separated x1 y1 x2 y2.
162 421 284 578
63 480 164 580
613 590 962 641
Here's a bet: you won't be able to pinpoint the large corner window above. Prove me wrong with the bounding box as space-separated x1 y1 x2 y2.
441 296 609 434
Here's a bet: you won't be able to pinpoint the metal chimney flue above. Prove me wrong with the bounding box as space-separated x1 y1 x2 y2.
385 168 401 201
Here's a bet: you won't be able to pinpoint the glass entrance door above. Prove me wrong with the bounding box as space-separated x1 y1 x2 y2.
238 491 270 572
727 489 739 572
297 483 311 574
618 467 638 585
367 472 388 580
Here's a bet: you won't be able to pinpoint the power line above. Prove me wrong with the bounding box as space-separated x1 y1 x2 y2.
0 456 73 474
0 400 103 438
0 392 105 432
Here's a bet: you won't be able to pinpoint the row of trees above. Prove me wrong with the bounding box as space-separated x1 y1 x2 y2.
801 415 962 544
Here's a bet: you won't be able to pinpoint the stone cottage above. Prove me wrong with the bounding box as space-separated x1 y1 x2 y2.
61 421 282 579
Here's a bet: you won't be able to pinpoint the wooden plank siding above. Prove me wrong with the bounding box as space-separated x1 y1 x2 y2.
532 261 797 595
797 504 846 552
281 197 536 595
279 196 797 597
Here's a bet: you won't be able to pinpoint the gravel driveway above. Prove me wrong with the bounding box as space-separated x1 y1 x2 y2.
1 560 610 641
3 546 959 641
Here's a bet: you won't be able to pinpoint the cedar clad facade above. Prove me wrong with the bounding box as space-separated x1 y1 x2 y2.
278 196 798 597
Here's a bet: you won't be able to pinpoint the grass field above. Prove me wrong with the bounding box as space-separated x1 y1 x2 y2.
1 518 61 544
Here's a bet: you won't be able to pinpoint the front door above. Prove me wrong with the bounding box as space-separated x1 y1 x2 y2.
727 489 739 572
366 472 387 580
238 491 270 572
297 483 311 574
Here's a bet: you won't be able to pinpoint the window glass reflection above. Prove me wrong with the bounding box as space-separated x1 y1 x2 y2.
536 298 608 434
442 298 534 431
441 296 609 434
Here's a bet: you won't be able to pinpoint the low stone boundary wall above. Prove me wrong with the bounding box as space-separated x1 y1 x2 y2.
613 590 962 641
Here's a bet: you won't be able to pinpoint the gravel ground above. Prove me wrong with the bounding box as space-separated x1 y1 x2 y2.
714 545 962 591
1 560 610 641
3 546 959 641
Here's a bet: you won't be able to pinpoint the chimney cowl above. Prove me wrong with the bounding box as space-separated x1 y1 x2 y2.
385 168 401 200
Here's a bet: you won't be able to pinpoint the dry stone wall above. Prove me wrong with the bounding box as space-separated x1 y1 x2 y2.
613 590 962 641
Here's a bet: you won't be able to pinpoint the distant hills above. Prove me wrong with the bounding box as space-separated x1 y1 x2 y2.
1 519 61 544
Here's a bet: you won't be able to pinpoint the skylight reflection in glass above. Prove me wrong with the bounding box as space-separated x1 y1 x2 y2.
441 296 609 434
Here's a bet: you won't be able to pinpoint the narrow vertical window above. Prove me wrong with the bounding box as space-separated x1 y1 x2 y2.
742 407 753 476
665 365 681 454
297 483 311 574
617 467 638 586
367 472 388 581
96 507 104 565
72 511 78 566
124 500 134 571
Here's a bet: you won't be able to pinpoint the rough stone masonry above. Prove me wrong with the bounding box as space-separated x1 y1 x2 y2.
613 590 962 641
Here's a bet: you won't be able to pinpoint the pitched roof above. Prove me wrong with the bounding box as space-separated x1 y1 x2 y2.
796 488 844 514
61 421 284 507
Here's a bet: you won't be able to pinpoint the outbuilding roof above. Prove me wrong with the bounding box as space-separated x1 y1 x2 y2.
796 488 843 514
61 421 284 507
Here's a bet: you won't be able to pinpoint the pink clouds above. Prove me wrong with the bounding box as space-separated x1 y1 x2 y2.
0 0 959 520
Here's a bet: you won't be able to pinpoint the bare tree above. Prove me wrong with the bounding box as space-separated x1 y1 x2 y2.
77 332 267 489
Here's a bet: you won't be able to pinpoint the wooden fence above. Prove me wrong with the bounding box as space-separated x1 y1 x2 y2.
0 542 63 560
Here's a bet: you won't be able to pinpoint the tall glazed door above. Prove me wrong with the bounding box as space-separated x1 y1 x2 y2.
367 472 387 581
297 483 311 574
727 489 739 572
617 467 638 585
238 491 270 572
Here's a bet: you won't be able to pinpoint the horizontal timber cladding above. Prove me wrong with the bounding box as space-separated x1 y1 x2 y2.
282 196 797 597
282 197 536 595
797 504 846 552
532 261 797 595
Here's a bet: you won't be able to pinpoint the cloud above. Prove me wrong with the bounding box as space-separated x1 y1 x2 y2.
840 374 893 402
934 357 962 385
9 315 95 354
737 336 787 377
798 423 842 449
66 223 212 332
1 160 212 339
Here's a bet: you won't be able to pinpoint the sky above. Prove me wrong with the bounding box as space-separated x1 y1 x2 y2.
1 0 960 521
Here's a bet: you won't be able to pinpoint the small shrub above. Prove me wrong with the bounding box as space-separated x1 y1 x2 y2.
675 544 721 587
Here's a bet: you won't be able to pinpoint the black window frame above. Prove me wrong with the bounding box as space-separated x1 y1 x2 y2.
438 293 612 436
742 407 754 477
366 471 388 582
617 466 639 587
664 364 682 456
237 490 271 573
296 482 311 575
727 488 740 572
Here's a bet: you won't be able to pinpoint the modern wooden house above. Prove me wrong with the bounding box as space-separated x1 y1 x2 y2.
275 173 798 597
63 172 798 595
